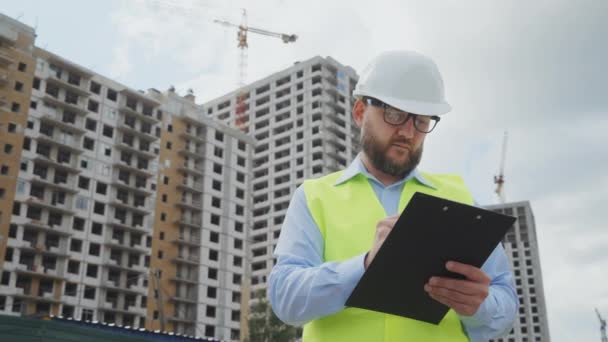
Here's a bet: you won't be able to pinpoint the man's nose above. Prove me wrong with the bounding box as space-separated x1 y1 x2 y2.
396 115 416 138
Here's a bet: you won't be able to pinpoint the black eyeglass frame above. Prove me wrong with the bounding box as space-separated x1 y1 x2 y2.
363 97 441 133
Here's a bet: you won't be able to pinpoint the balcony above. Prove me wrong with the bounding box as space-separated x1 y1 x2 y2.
14 264 66 281
175 198 202 212
100 281 146 295
114 141 157 160
176 180 204 194
25 196 75 215
170 294 197 304
324 116 347 133
0 49 14 66
117 96 160 127
32 154 81 174
103 256 131 272
108 198 151 216
45 72 90 97
326 147 347 163
107 218 149 234
174 217 202 229
130 262 148 273
118 105 159 125
100 301 120 311
167 315 196 323
176 163 204 177
179 131 206 144
0 94 8 109
102 304 146 316
42 92 87 115
172 235 201 247
253 197 270 207
41 267 64 279
323 70 338 85
177 146 205 160
23 220 71 236
0 69 8 86
172 254 199 266
46 54 94 80
36 134 83 154
112 158 155 178
325 160 343 173
39 112 86 134
322 94 344 111
170 273 198 285
324 128 346 146
29 175 78 194
19 240 70 258
116 121 158 142
110 177 154 197
103 236 149 255
252 211 272 222
14 291 62 304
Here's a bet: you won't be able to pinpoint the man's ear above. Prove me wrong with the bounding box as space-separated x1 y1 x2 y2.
352 99 365 128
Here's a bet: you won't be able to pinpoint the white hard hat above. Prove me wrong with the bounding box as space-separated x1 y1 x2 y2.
353 50 451 116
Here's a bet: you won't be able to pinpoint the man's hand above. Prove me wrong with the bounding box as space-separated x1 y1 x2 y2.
364 215 399 269
424 261 491 316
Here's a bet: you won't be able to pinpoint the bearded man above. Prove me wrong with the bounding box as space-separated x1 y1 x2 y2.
268 51 518 342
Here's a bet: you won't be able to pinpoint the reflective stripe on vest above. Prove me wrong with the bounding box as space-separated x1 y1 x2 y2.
301 171 474 342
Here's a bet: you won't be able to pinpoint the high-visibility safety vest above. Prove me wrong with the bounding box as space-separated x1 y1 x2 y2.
301 171 475 342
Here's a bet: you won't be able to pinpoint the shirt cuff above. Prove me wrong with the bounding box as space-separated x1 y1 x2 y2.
458 288 498 327
333 253 366 302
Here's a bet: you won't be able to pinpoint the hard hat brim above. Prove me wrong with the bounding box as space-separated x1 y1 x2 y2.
354 90 452 116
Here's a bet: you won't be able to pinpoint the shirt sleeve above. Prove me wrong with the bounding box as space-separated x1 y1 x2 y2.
268 185 366 326
459 243 519 341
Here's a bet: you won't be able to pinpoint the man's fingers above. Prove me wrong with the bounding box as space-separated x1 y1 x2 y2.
425 284 485 308
425 284 472 304
427 292 478 316
376 225 392 240
367 215 402 269
428 277 488 297
377 216 399 239
426 289 467 307
381 218 398 228
446 261 491 284
381 215 399 227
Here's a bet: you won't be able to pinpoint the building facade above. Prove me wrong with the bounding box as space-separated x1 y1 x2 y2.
203 56 360 297
5 42 163 327
146 89 254 340
486 201 551 342
0 13 256 342
0 14 37 300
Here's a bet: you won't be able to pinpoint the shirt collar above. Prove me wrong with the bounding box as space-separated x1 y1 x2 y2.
334 153 437 189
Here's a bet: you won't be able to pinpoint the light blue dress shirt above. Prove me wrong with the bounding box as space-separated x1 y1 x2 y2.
268 155 518 341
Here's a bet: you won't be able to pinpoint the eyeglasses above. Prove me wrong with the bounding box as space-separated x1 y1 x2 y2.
364 97 440 133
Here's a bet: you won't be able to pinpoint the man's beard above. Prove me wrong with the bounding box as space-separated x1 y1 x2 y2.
361 129 423 178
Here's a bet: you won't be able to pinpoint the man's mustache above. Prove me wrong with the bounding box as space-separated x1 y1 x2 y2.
389 139 413 147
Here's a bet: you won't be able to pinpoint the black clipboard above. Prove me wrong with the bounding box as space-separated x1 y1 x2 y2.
345 192 516 324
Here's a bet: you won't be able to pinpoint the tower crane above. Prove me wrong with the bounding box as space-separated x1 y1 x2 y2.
146 2 297 131
597 308 607 342
494 131 508 203
214 10 297 130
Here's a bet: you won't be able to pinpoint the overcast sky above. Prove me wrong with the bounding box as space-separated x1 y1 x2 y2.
3 0 608 340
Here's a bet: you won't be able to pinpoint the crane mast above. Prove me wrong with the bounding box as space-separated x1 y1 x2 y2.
597 308 607 342
214 10 297 131
494 131 508 203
